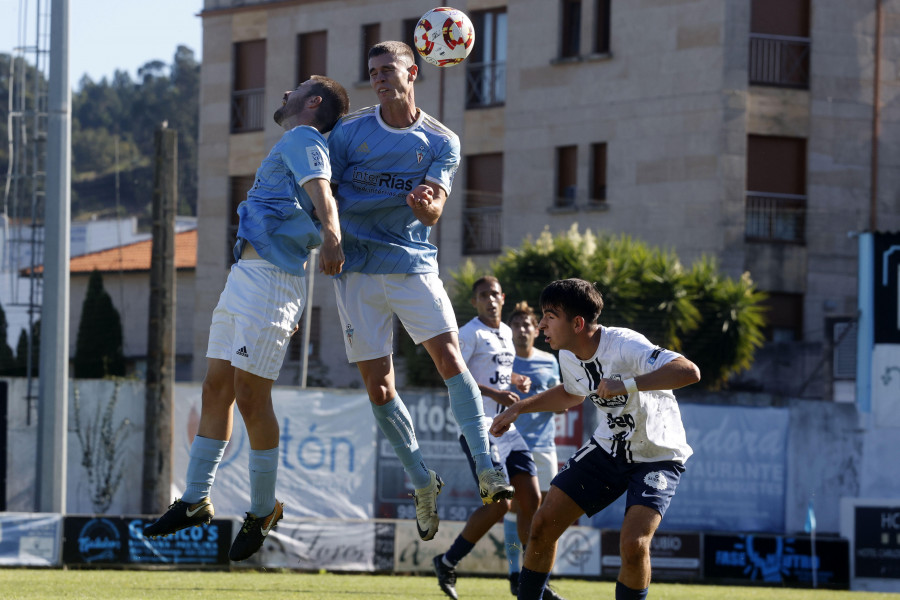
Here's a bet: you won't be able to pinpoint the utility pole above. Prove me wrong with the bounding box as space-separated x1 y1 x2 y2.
36 0 70 514
142 126 177 513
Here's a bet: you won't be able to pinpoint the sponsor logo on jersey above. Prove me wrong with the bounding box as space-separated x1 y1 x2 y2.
355 141 370 153
492 352 515 367
648 348 662 364
351 168 415 192
588 392 627 408
236 346 249 358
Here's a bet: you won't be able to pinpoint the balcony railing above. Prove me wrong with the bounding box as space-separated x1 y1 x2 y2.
749 33 810 89
231 88 265 133
745 191 806 243
466 61 506 108
462 206 502 255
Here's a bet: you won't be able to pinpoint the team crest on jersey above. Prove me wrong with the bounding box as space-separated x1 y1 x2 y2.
345 323 354 347
433 298 443 311
416 145 426 164
644 471 668 491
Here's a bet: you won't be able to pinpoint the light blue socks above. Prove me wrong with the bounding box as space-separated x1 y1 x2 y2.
182 435 228 503
446 371 493 473
504 513 521 573
249 446 279 517
372 396 431 489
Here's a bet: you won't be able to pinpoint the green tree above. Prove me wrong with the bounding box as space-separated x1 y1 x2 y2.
0 301 15 374
70 46 200 217
74 270 125 378
444 225 766 390
15 319 40 376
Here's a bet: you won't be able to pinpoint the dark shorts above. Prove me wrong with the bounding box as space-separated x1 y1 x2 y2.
551 437 685 518
458 435 537 485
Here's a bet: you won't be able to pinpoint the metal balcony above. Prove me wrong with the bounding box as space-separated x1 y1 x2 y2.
745 191 806 243
749 33 810 89
231 88 266 133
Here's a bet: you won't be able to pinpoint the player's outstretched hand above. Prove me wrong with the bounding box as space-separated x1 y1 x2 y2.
490 406 520 437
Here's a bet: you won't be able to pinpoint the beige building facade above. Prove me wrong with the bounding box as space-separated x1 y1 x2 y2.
194 0 900 397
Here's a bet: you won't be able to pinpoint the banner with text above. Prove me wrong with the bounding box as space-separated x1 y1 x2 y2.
375 391 586 522
589 404 789 533
173 386 376 520
62 515 232 565
0 513 62 566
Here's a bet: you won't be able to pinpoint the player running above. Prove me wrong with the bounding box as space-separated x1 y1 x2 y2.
491 278 701 600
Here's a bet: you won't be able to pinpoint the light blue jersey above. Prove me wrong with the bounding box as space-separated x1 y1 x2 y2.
513 349 561 452
328 105 460 274
233 125 330 276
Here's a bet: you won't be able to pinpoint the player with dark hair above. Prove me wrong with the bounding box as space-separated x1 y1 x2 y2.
327 41 513 542
144 76 350 562
491 278 701 600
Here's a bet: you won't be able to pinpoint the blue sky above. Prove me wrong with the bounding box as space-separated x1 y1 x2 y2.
1 0 203 85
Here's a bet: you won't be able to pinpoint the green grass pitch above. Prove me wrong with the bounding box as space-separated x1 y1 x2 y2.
0 570 897 600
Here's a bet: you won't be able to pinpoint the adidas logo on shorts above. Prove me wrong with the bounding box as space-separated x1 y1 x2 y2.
236 346 249 357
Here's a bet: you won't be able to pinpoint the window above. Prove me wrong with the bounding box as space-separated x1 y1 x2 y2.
289 307 322 361
463 153 503 255
746 135 806 243
297 31 327 83
831 319 857 380
560 0 582 59
402 17 425 71
594 0 611 54
228 175 255 263
231 40 265 133
760 292 803 342
749 0 810 88
555 145 578 208
360 23 381 81
466 9 507 108
589 142 607 205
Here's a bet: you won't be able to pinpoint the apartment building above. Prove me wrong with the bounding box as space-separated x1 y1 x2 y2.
193 0 900 397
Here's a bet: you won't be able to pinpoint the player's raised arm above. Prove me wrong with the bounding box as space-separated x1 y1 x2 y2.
490 384 583 437
303 178 344 276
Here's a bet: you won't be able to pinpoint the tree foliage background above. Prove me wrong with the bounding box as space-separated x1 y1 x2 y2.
1 46 199 218
403 226 767 390
74 271 126 379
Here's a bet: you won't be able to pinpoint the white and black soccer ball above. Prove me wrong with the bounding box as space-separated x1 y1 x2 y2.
414 7 475 67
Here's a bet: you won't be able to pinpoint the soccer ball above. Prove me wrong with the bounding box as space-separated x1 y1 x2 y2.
414 7 475 67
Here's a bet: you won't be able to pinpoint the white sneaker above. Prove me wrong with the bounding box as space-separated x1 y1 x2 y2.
478 468 514 504
412 470 443 541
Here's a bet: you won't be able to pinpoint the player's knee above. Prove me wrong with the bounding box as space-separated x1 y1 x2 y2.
619 533 652 566
527 506 555 543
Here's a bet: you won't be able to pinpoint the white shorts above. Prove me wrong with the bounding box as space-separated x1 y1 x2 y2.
531 448 559 491
206 259 306 380
332 272 458 362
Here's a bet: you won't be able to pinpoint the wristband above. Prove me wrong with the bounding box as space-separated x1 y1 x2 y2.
623 378 639 395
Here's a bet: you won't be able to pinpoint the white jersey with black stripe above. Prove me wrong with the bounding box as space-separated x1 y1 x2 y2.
559 325 692 464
